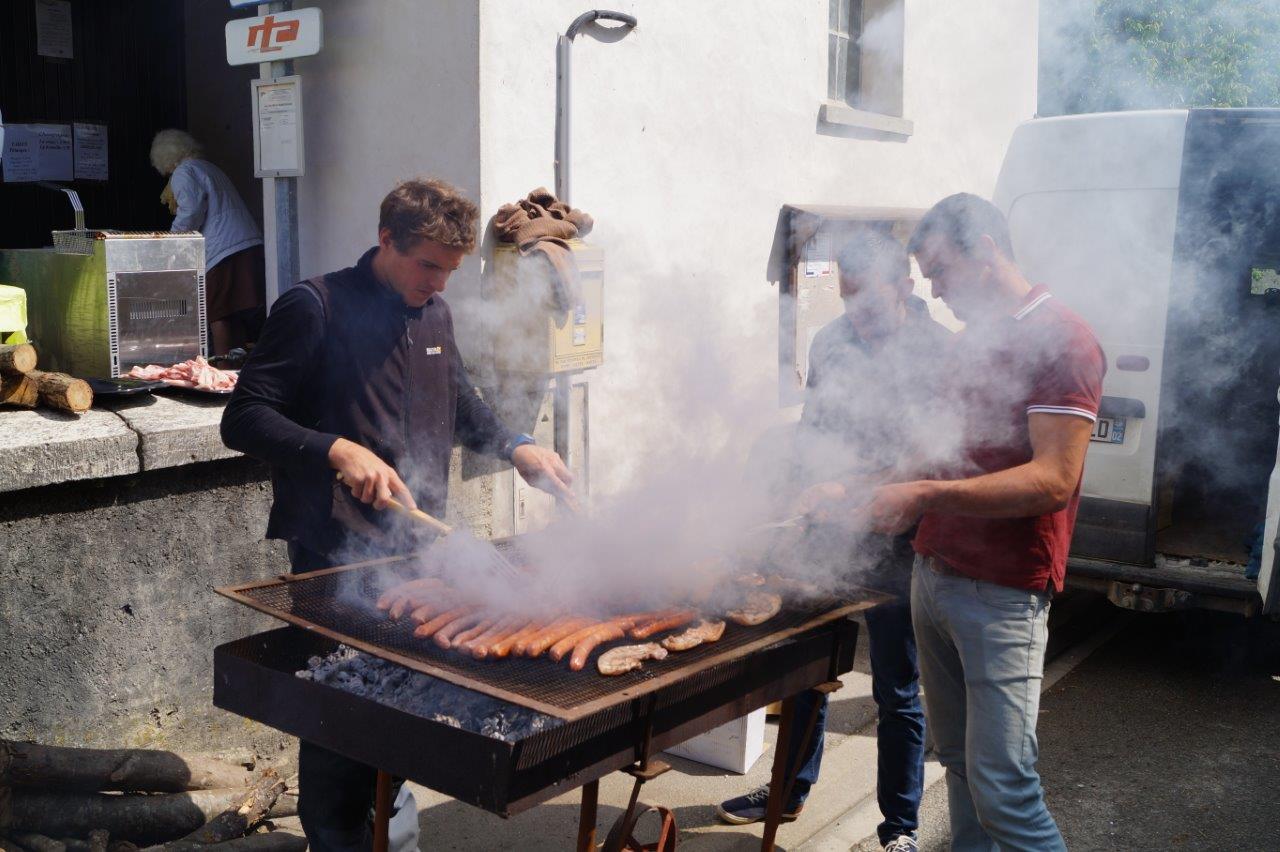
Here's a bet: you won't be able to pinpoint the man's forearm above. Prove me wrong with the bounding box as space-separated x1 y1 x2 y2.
918 460 1074 519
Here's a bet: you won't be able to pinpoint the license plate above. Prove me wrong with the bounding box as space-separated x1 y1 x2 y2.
1091 416 1126 444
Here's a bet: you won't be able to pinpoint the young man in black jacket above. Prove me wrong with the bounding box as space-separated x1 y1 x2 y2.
221 178 575 852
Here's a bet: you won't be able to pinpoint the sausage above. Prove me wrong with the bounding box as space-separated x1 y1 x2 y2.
413 605 477 639
525 618 594 658
407 596 459 625
549 621 613 662
467 616 526 658
569 623 626 671
493 619 545 659
628 609 698 640
513 617 566 656
377 576 439 610
383 578 448 619
431 610 487 648
449 616 498 651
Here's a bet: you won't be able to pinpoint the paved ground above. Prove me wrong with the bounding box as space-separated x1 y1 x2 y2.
405 603 1279 850
914 609 1280 851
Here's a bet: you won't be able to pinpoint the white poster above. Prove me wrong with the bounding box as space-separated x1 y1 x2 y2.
73 122 108 180
2 125 38 182
253 77 304 176
2 124 73 182
35 0 74 60
34 124 73 180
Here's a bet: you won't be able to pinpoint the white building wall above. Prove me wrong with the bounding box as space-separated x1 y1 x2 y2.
292 1 482 290
476 0 1038 494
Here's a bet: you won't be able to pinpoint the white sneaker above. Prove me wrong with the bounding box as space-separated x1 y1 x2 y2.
883 836 918 852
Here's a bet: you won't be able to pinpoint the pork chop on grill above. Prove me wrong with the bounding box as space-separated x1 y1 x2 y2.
660 619 726 651
597 643 668 676
726 591 782 626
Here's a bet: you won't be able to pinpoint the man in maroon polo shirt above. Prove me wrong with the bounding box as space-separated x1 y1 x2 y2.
855 193 1104 851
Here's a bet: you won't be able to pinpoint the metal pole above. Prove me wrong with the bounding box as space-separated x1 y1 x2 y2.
260 2 299 304
551 11 636 474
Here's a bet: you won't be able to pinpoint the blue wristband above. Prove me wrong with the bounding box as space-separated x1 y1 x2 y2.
503 433 536 461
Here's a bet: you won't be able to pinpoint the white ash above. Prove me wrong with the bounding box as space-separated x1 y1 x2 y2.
297 646 559 742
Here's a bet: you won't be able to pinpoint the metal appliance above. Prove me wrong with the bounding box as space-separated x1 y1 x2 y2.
0 230 206 378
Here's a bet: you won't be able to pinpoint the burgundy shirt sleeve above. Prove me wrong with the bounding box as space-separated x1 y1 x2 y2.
1025 320 1106 422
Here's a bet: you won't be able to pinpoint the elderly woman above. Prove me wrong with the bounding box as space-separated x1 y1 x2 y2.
151 129 265 355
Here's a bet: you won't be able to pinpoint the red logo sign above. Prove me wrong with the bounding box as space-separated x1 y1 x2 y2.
247 15 300 53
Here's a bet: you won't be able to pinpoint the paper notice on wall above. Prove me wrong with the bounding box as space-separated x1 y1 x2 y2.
803 231 832 277
73 122 107 180
2 125 38 182
254 78 303 176
35 0 74 60
2 124 72 182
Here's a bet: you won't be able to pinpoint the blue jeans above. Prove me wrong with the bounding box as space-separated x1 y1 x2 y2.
911 556 1064 852
786 597 925 846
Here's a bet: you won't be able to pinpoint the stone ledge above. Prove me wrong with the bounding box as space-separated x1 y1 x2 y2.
0 408 140 493
0 393 240 494
106 393 240 471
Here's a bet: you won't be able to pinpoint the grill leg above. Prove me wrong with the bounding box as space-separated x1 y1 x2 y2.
760 695 796 852
761 683 841 852
373 770 393 852
577 780 599 852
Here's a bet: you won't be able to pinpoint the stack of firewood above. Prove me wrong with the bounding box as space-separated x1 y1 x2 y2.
0 741 304 852
0 344 92 414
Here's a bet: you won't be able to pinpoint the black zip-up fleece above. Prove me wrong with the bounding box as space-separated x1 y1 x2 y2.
221 247 517 555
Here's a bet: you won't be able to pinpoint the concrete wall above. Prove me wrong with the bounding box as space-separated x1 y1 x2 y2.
475 0 1039 493
0 459 288 752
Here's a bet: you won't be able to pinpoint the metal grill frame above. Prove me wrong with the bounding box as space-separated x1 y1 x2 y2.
215 555 876 720
214 611 864 816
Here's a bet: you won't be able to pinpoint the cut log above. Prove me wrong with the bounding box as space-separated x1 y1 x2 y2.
6 790 296 847
143 771 284 852
0 742 254 793
196 834 305 852
10 833 65 852
0 344 37 375
0 375 39 408
26 372 92 414
86 831 108 852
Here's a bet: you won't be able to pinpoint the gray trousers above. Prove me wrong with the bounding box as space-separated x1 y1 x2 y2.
911 556 1065 852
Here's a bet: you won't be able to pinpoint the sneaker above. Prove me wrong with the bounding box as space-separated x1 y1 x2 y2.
882 836 918 852
715 785 803 825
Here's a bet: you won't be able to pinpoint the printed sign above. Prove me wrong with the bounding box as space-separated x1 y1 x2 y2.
73 122 107 181
252 76 304 176
226 8 323 65
35 0 73 60
2 124 72 182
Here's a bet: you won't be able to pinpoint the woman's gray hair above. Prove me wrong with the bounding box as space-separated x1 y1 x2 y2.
149 129 203 175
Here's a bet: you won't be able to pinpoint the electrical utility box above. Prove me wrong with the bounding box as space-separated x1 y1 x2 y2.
487 239 604 374
777 206 925 407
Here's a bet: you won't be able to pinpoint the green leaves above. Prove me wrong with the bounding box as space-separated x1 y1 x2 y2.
1041 0 1280 115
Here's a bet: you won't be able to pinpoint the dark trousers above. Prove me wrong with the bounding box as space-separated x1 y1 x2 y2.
289 543 420 852
785 597 926 845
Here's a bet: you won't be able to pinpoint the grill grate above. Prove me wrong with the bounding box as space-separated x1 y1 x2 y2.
221 558 869 720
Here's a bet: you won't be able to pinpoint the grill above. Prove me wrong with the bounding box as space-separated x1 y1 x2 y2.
214 552 879 848
217 555 867 719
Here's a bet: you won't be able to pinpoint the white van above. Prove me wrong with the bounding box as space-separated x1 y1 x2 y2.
993 108 1280 615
